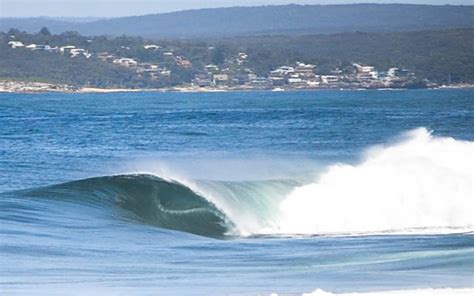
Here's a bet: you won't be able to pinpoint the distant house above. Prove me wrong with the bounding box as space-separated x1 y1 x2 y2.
271 66 295 77
193 74 213 87
213 74 229 85
295 62 316 78
8 41 24 48
288 77 305 87
144 44 161 50
205 64 219 73
237 52 248 65
250 77 270 87
60 45 76 54
387 67 409 78
136 63 163 77
178 60 192 68
306 79 319 87
113 58 138 67
176 57 192 68
46 46 59 53
353 63 378 80
233 74 252 85
321 75 339 84
238 52 248 60
26 44 50 51
137 62 153 69
158 69 171 78
353 63 375 73
269 77 286 86
69 48 90 58
97 52 116 62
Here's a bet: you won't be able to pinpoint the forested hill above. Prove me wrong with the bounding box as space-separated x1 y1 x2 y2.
1 4 474 38
1 28 473 88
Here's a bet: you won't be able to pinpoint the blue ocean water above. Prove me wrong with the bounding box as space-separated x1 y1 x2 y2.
0 89 473 295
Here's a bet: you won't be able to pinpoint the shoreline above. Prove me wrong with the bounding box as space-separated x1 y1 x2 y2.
1 82 474 94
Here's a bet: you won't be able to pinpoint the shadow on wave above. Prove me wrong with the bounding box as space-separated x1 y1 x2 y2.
12 174 233 238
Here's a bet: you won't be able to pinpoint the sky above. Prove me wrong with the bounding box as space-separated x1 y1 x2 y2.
1 0 472 18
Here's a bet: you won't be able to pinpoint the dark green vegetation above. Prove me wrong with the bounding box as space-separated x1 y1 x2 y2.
1 4 473 38
1 28 473 87
0 44 140 88
0 30 198 88
233 29 474 84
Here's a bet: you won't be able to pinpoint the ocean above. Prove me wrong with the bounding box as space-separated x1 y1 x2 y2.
0 89 473 295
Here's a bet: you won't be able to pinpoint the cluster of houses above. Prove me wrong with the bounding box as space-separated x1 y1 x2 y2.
7 37 415 89
93 54 172 81
95 44 193 81
8 40 92 58
192 61 415 89
6 39 193 82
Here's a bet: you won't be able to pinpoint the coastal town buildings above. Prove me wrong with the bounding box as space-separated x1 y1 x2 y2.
113 58 138 67
4 35 419 91
8 41 24 48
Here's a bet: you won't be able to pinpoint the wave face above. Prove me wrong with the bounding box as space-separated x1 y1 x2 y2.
271 128 474 235
19 175 233 238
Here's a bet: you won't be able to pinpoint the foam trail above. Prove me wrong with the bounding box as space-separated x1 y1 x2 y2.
298 288 474 296
269 128 474 235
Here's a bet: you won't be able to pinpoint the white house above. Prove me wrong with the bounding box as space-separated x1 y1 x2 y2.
271 66 295 76
205 64 219 72
60 45 76 54
353 63 378 79
113 58 138 67
8 41 25 48
144 44 161 50
70 48 91 58
321 75 339 84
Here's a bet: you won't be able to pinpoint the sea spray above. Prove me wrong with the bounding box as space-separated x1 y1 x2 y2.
273 128 474 235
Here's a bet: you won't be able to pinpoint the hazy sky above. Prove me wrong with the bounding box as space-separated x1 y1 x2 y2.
1 0 472 18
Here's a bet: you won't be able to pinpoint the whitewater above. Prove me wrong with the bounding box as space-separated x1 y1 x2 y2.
149 128 473 237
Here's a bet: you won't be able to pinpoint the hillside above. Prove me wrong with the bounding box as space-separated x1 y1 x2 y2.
227 28 474 84
1 4 473 38
1 28 473 89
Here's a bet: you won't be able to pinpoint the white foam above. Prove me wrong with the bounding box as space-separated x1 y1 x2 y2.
299 288 474 296
270 128 474 235
123 128 474 237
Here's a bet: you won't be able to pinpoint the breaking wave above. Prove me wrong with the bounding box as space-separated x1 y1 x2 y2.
7 128 473 238
272 128 473 235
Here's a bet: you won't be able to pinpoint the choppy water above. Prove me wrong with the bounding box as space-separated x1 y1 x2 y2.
0 90 473 295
